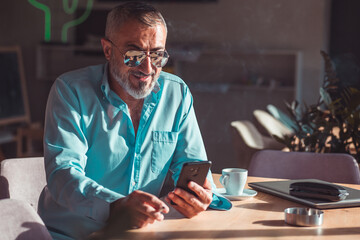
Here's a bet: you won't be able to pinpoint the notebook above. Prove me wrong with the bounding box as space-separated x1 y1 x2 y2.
248 179 360 209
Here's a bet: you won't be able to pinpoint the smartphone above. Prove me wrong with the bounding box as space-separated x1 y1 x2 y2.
175 161 212 197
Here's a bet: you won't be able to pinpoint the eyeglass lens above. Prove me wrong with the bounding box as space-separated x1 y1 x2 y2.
123 50 169 68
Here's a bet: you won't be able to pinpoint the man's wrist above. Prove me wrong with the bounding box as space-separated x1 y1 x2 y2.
108 197 125 222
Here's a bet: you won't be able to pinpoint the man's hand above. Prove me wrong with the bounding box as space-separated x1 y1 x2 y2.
108 190 169 229
165 178 212 218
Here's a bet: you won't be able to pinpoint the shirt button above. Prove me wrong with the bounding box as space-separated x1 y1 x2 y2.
132 181 136 186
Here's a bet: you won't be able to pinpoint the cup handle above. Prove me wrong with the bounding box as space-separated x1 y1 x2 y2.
220 174 229 187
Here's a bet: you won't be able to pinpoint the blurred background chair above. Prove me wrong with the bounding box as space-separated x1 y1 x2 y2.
253 109 294 138
248 150 360 184
0 157 46 211
0 198 51 240
230 121 285 169
266 104 299 131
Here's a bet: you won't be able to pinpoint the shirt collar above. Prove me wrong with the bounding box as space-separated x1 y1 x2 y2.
100 63 111 100
152 80 160 94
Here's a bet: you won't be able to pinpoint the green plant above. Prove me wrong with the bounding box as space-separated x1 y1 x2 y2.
275 51 360 162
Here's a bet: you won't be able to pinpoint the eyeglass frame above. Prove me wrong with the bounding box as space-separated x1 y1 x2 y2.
105 38 169 68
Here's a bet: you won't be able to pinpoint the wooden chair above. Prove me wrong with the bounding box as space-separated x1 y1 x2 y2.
0 157 46 211
0 129 17 161
230 121 285 169
248 150 360 184
16 122 44 158
0 123 43 160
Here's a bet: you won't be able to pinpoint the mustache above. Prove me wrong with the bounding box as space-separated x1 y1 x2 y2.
130 71 155 77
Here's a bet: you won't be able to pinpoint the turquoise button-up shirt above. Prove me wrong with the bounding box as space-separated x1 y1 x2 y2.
38 64 231 240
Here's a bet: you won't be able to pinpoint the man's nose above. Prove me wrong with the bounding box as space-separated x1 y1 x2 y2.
138 55 154 74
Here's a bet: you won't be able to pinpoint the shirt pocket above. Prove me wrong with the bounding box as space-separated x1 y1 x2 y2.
151 131 178 174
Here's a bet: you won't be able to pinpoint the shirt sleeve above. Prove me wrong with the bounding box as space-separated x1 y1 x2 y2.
169 85 232 210
207 173 233 210
43 78 123 223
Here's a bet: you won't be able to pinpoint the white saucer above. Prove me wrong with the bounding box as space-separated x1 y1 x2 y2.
217 188 257 201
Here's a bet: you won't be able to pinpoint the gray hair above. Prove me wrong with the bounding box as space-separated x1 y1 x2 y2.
105 1 167 39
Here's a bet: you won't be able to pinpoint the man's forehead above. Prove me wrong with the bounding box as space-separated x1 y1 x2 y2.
113 20 167 47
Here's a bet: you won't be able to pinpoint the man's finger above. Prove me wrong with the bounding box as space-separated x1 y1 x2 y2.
168 191 193 209
186 181 212 204
127 196 166 221
130 190 169 213
165 195 198 219
203 178 212 190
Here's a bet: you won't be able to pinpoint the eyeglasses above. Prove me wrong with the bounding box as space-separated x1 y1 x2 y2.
106 38 169 68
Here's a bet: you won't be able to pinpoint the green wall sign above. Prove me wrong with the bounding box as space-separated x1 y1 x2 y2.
28 0 94 43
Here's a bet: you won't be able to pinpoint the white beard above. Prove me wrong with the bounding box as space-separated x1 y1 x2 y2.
110 55 158 99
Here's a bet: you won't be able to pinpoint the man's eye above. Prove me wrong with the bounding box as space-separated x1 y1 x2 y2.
135 54 146 61
151 52 164 57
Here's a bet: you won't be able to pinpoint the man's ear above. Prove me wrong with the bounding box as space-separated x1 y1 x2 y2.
101 38 111 61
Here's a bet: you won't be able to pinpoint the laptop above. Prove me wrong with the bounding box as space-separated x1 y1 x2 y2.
248 179 360 209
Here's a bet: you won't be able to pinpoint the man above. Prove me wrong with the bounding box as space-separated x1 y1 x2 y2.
38 2 231 239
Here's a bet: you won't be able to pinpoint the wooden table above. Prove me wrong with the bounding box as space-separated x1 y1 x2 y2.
98 176 360 239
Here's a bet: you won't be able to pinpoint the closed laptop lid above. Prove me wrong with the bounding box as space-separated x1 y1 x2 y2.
249 179 360 209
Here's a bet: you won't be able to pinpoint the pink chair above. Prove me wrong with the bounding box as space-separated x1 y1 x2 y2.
248 150 360 184
0 157 46 211
0 199 51 240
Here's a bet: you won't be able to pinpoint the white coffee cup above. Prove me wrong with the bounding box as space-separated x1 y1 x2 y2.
220 168 248 196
